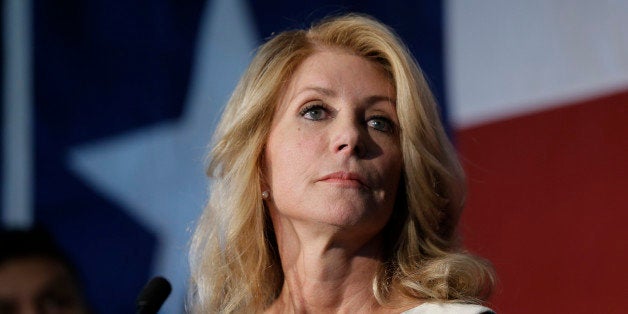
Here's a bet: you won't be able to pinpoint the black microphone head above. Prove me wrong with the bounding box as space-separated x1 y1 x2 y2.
136 276 172 314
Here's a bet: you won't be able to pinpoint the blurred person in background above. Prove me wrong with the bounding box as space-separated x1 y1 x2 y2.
0 228 90 314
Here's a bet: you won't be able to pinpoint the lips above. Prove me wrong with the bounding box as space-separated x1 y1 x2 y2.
318 171 369 189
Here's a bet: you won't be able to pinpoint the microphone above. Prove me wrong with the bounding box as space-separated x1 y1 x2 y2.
136 276 172 314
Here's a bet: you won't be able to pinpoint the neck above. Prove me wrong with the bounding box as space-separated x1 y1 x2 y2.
266 214 390 313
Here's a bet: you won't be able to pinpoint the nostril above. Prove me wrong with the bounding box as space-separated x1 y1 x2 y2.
336 143 364 157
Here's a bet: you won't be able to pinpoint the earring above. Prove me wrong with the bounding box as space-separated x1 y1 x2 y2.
261 190 270 200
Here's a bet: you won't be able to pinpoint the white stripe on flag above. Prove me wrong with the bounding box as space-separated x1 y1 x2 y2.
2 0 33 227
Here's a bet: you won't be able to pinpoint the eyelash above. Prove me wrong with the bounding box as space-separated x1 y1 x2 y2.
298 103 330 119
367 115 395 133
299 102 396 133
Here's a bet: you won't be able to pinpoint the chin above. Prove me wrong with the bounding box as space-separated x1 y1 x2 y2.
318 203 391 232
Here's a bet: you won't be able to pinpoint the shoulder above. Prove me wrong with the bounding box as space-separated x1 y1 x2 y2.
401 302 495 314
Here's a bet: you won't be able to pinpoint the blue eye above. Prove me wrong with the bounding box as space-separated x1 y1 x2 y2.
300 104 329 121
367 116 394 133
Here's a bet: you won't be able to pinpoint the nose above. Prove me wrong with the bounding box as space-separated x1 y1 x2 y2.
330 115 366 158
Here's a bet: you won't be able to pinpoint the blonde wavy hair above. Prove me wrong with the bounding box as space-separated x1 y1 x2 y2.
189 13 495 313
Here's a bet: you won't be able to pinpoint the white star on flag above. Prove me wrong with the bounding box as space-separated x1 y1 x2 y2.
68 0 257 312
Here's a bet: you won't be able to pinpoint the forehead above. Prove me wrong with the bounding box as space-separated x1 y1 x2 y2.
278 48 393 101
290 48 391 87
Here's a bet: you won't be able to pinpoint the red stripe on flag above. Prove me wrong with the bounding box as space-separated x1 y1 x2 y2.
457 89 628 313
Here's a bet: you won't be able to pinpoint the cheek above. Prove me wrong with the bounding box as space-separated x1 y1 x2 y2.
377 142 403 195
266 127 327 191
388 149 403 178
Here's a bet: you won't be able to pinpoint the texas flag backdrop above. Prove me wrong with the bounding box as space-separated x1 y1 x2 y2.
1 0 626 313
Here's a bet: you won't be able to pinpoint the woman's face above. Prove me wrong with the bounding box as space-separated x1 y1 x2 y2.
263 49 402 238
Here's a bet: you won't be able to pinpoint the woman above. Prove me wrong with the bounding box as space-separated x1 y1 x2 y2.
189 14 495 313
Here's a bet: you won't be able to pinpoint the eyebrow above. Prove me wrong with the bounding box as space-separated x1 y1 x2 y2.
297 86 396 105
298 86 336 97
365 95 396 107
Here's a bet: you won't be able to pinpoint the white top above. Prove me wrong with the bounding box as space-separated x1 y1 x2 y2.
402 302 495 314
